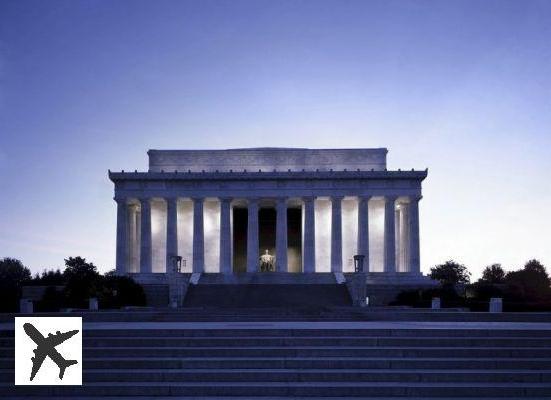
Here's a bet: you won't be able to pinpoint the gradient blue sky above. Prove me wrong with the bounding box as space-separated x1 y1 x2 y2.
1 0 550 279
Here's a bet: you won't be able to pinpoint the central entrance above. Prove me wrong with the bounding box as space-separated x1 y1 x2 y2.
232 206 302 273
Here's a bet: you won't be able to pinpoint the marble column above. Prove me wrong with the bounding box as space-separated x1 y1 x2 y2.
408 196 421 274
384 195 397 274
128 204 140 273
302 197 316 273
165 197 178 273
331 196 344 272
139 197 152 273
395 208 401 270
192 197 204 273
115 197 128 275
275 198 288 272
246 198 259 272
357 196 370 272
399 202 409 272
219 197 232 274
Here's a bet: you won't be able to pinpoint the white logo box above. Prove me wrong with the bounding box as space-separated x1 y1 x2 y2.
14 317 82 385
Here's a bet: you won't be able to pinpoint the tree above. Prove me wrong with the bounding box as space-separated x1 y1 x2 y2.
63 257 102 308
429 260 471 285
0 258 32 312
64 257 99 280
524 259 549 278
31 269 65 286
479 264 506 284
505 259 550 300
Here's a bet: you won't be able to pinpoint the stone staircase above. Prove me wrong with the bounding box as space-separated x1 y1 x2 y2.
183 285 353 308
182 272 352 308
2 324 551 397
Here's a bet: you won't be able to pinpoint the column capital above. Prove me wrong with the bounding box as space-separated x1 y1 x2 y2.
247 198 260 205
358 195 373 203
276 197 288 206
139 197 151 205
409 195 423 203
165 196 178 202
219 197 233 204
114 196 128 204
302 196 316 203
191 197 204 202
331 195 345 201
384 195 399 203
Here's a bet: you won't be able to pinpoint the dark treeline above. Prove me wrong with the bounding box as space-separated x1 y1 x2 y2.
2 256 549 312
394 259 551 311
0 257 145 312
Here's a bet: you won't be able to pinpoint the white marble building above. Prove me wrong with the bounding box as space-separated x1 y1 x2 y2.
109 148 427 281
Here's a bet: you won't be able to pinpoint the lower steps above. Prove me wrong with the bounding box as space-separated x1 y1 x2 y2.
2 325 551 397
3 381 551 397
5 308 551 323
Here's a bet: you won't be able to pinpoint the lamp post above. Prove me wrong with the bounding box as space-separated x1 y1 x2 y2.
353 254 365 273
170 255 183 273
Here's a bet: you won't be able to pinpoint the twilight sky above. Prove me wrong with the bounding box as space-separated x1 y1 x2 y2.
1 0 550 279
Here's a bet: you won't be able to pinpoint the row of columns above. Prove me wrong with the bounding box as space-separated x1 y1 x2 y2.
115 195 421 275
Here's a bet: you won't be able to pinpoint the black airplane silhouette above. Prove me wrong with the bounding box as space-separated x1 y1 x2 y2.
23 322 79 381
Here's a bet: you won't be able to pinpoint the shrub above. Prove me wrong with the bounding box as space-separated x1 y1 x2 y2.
37 286 65 312
0 258 32 312
392 284 465 308
98 274 146 309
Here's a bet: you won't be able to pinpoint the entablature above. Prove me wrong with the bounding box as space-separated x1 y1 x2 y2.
109 169 427 182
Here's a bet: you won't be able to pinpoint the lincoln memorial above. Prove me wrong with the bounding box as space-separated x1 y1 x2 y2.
109 148 431 303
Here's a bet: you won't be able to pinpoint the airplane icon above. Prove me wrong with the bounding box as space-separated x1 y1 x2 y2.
23 322 79 381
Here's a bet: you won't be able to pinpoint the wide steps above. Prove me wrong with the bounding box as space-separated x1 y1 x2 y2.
2 368 551 383
59 369 551 384
2 324 551 397
4 381 551 397
78 328 551 338
6 309 551 323
3 356 551 370
4 335 548 348
75 346 551 358
3 346 551 358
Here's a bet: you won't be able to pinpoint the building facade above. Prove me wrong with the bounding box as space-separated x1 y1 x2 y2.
109 148 427 281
